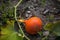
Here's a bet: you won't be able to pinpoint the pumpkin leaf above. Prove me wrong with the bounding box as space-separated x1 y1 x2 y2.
53 21 60 36
0 21 23 40
44 22 54 31
7 32 23 40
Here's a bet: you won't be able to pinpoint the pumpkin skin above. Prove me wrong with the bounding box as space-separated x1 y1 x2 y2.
24 17 43 35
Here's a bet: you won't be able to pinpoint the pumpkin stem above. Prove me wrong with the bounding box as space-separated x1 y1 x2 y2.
18 19 24 22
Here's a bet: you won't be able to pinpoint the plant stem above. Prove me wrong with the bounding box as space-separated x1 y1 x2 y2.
15 0 22 7
14 0 22 21
14 0 30 40
14 6 17 21
18 22 30 40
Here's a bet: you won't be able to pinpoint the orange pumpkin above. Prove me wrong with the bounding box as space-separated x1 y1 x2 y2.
24 17 43 34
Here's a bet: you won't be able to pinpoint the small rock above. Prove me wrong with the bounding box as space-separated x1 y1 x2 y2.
27 11 31 13
43 31 49 36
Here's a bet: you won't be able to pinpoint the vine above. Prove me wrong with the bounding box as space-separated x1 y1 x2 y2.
14 0 30 40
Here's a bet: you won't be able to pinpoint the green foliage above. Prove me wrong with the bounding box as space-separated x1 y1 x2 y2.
44 22 54 31
0 0 14 26
7 32 23 40
0 0 29 40
53 21 60 36
44 21 60 36
0 21 24 40
1 29 23 40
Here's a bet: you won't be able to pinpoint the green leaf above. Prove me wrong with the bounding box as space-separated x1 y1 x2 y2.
44 21 60 36
0 28 13 40
0 21 24 40
53 21 60 36
44 22 54 31
7 32 23 40
1 31 23 40
0 21 14 40
6 20 14 30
